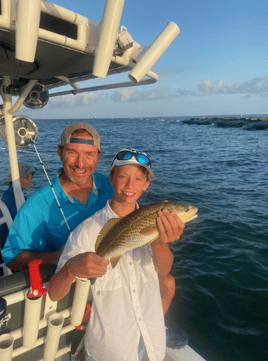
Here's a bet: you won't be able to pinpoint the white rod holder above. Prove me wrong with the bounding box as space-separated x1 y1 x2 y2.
16 0 42 62
0 334 14 361
92 0 125 78
129 22 180 84
71 278 91 327
23 291 43 348
43 313 64 361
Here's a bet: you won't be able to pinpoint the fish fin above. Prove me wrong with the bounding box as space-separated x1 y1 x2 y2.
95 218 122 251
110 255 122 268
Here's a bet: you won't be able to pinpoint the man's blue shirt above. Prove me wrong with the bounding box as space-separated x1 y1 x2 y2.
2 172 113 264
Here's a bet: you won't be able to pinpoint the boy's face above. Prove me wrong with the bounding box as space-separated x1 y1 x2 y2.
110 165 150 205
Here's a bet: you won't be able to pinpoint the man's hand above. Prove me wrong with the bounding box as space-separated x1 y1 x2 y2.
67 252 109 279
156 209 185 244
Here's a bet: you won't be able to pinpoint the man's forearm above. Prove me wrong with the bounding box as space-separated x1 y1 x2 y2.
7 249 62 271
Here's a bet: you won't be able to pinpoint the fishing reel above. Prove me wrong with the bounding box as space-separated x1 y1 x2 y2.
22 82 49 109
0 115 38 148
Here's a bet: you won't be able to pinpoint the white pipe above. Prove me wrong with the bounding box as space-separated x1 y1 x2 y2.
1 76 24 210
92 0 125 78
46 345 71 361
12 324 74 358
112 55 159 82
5 280 50 307
129 22 180 83
0 200 13 228
15 0 42 62
4 288 28 306
0 334 14 361
56 76 80 93
49 77 157 98
43 313 64 361
23 291 43 348
10 80 38 114
71 277 91 326
0 200 13 276
10 308 72 342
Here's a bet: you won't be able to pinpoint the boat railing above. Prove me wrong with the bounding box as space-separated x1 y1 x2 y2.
0 265 78 360
0 200 13 276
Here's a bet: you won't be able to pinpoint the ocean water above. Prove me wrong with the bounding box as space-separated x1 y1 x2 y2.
0 116 267 361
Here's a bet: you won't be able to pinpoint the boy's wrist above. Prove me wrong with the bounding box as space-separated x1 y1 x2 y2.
152 238 164 247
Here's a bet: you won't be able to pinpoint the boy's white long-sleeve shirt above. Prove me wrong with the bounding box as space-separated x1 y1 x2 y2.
57 201 166 361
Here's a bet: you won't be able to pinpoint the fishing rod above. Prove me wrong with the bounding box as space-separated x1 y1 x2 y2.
32 143 71 234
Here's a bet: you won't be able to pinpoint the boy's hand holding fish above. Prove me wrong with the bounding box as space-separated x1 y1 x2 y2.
67 252 109 280
156 208 185 245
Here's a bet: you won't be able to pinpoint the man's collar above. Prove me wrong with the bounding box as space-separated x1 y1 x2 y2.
92 175 98 196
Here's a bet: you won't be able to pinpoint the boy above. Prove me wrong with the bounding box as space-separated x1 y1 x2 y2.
48 149 183 361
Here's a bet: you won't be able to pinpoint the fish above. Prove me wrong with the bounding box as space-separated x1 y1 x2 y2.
95 202 198 268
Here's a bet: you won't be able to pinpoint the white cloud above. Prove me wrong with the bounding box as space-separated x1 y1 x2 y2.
48 92 101 108
110 87 176 102
110 88 136 102
177 89 197 96
195 74 268 96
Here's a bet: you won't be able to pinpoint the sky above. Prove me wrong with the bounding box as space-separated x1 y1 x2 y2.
20 0 268 118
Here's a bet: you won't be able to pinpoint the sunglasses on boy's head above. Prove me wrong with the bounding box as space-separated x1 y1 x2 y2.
113 149 151 167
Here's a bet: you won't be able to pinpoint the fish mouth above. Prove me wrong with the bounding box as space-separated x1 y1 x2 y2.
184 206 198 221
176 205 198 223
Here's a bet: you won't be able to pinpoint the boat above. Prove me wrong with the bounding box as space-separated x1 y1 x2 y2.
0 1 206 360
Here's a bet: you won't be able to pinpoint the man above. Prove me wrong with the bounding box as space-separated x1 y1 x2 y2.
2 123 183 277
48 148 183 361
2 122 113 270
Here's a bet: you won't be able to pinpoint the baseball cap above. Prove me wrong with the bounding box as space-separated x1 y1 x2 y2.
59 122 100 150
111 149 154 180
4 163 35 185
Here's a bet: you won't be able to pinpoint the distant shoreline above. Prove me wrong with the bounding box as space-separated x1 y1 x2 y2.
182 116 268 130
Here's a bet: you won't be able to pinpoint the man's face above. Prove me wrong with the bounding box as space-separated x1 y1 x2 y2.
110 165 150 205
58 133 100 186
